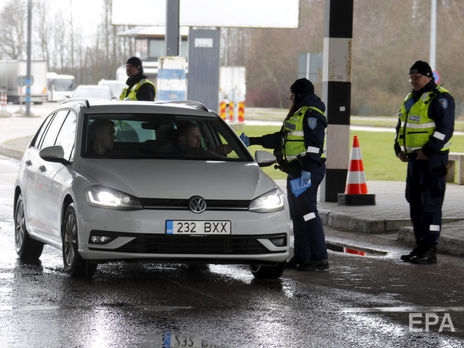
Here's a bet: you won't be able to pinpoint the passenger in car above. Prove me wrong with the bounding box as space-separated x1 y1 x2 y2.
87 119 115 156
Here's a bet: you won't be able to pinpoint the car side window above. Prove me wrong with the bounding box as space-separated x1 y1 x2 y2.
39 110 70 149
30 114 53 149
55 111 77 161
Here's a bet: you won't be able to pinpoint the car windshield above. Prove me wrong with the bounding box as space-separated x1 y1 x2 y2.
82 113 253 161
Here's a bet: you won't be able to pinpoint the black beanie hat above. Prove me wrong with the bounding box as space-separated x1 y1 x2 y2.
290 78 314 96
126 56 143 72
409 60 433 78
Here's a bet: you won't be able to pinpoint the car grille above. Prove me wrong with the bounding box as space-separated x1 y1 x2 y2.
139 198 250 211
89 232 286 255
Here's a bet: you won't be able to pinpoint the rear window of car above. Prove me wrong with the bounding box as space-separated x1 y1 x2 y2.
82 113 252 161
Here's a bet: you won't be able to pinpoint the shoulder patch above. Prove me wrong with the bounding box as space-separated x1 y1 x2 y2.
438 98 448 109
307 117 317 130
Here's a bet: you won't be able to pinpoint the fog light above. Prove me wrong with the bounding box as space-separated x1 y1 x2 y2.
270 236 286 247
89 235 114 244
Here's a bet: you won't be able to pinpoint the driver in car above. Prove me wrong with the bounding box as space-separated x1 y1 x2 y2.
175 123 232 157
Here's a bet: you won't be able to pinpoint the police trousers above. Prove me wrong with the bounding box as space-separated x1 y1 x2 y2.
286 160 328 262
406 152 448 248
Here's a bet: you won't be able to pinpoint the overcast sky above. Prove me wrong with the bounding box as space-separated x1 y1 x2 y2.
0 0 104 40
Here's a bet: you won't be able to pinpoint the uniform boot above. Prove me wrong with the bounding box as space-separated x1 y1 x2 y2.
411 246 437 264
285 256 298 269
297 259 329 271
400 246 423 262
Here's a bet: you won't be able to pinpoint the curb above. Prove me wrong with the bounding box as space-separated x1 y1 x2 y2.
320 209 410 234
0 136 31 160
0 144 23 160
398 223 464 257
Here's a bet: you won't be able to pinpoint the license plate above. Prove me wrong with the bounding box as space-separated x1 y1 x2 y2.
166 220 231 235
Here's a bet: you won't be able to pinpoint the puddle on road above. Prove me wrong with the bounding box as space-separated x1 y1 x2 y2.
327 242 388 257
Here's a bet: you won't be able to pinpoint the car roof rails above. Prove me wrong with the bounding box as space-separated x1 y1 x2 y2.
60 98 90 108
155 100 210 112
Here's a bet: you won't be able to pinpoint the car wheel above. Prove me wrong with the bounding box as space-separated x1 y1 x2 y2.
62 203 97 278
14 194 44 260
249 262 285 279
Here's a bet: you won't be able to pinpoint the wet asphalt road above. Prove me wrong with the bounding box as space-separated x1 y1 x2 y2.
0 156 463 347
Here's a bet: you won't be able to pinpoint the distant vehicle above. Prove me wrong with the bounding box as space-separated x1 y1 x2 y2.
98 79 126 99
47 72 75 102
71 85 112 101
14 99 290 279
0 60 47 104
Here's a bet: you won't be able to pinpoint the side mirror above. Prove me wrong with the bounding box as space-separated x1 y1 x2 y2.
39 145 69 165
255 150 276 167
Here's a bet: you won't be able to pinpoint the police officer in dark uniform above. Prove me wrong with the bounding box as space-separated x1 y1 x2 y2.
241 78 329 271
395 60 455 264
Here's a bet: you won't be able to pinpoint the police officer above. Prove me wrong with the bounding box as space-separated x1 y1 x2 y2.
241 78 329 271
395 60 455 264
120 56 156 101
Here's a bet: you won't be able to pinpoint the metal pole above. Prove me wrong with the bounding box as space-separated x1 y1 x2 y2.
430 0 437 70
166 0 180 56
306 53 311 80
26 0 32 116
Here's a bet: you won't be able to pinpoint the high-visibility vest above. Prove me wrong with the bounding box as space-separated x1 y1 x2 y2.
398 86 451 154
119 79 155 101
282 105 325 162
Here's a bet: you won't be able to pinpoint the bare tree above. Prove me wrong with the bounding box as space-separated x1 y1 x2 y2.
53 15 68 70
34 0 51 63
0 0 27 59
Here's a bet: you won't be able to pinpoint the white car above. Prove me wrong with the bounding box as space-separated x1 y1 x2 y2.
14 100 291 279
98 79 127 99
71 85 113 101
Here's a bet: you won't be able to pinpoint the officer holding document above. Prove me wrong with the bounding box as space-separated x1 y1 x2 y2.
240 78 328 271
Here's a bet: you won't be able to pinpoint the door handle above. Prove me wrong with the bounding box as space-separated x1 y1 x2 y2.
25 160 32 166
39 165 46 172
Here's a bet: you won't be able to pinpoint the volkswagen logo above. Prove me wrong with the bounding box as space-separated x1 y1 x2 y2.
189 196 207 213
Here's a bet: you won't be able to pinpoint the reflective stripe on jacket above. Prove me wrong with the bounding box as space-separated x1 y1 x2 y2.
282 105 325 161
119 79 155 101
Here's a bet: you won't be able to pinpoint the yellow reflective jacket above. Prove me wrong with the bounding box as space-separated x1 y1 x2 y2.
120 79 155 101
398 86 451 154
282 105 325 162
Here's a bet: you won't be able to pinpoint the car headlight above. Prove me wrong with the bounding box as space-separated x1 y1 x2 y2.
249 188 285 213
86 186 142 210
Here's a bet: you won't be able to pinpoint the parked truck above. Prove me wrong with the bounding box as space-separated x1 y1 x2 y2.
47 72 75 102
0 60 48 104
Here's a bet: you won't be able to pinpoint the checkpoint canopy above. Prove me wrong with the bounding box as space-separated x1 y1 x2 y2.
112 0 299 28
112 0 299 111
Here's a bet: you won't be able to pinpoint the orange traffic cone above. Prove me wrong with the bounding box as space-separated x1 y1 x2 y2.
337 135 376 205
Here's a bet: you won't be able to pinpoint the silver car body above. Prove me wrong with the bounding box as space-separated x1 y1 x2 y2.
14 100 290 276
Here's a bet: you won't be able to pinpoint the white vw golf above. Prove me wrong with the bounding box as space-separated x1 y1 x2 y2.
14 100 290 279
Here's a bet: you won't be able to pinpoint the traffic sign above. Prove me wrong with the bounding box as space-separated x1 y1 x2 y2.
17 75 34 86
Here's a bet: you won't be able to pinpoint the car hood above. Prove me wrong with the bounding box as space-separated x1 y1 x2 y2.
77 159 278 200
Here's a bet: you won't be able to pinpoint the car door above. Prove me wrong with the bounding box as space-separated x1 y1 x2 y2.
22 114 53 236
42 110 77 242
24 110 76 242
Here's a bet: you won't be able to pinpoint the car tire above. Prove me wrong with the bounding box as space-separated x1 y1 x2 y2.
62 203 97 278
249 262 284 279
14 194 44 260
